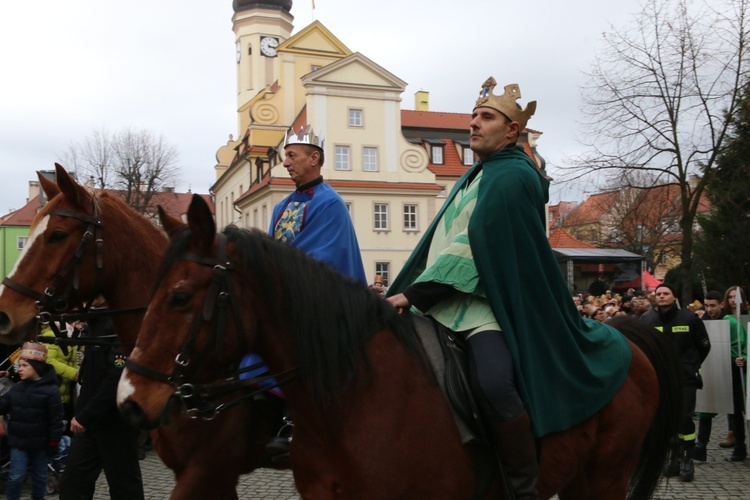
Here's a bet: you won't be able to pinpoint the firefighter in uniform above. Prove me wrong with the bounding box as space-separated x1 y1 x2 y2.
641 283 711 482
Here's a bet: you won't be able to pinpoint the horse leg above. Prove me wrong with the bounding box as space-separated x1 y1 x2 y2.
556 341 658 500
153 403 276 500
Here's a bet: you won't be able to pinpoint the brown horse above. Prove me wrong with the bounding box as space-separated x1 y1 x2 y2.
119 194 682 499
0 164 282 499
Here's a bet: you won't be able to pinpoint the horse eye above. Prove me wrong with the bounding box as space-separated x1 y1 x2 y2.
48 231 68 243
169 291 193 309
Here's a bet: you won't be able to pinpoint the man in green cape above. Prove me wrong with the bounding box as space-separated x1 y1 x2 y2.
387 77 631 499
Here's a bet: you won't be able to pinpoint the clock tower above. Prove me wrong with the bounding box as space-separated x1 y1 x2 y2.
233 0 293 110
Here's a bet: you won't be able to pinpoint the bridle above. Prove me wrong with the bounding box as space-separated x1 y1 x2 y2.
2 200 105 317
124 233 297 420
2 195 145 345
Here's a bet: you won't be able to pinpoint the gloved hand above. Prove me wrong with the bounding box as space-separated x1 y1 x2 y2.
48 441 59 459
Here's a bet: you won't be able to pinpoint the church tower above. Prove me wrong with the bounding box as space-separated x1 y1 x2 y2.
232 0 294 111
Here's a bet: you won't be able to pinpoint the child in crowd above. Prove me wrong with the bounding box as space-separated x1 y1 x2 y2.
0 342 64 500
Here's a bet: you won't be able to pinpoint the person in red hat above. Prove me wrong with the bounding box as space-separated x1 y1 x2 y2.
0 342 64 500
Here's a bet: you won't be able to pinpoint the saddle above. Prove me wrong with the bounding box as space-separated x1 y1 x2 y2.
411 315 500 497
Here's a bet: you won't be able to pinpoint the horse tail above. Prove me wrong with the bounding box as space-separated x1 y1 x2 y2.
608 316 682 500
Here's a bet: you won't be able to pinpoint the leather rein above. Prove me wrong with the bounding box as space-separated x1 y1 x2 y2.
124 233 298 420
1 197 145 345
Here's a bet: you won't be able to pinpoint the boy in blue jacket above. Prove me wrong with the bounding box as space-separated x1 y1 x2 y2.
0 342 64 500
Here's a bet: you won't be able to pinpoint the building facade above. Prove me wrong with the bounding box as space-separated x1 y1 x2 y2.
211 0 545 284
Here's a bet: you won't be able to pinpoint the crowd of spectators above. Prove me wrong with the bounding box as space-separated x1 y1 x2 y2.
573 287 656 322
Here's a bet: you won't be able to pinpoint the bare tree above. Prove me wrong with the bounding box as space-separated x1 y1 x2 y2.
63 127 180 214
557 0 750 301
603 184 682 272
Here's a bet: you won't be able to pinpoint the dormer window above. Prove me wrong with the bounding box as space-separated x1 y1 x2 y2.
424 139 445 164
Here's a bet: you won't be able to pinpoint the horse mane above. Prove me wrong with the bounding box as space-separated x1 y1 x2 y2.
157 225 427 408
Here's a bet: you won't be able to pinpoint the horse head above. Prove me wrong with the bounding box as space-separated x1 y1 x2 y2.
119 194 261 428
0 163 109 344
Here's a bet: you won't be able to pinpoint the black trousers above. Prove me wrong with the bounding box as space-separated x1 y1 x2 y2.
467 329 526 422
59 423 144 500
730 363 746 446
679 385 697 441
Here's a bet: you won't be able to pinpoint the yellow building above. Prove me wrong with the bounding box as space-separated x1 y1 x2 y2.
211 0 544 284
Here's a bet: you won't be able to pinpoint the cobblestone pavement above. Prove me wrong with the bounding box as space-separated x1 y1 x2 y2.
37 418 750 498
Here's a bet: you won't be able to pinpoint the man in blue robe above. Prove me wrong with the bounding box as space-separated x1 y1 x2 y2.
269 124 366 285
247 124 366 461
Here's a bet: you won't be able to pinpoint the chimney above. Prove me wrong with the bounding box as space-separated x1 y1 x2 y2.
415 90 429 111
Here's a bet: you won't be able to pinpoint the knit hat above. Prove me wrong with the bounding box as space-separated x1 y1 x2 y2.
655 283 677 296
24 359 48 376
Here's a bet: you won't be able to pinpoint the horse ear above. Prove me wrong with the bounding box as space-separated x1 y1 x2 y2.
54 163 93 211
37 171 60 199
158 205 185 238
187 194 216 250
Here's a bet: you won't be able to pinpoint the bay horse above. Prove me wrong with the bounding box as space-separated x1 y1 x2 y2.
119 194 682 499
0 164 282 499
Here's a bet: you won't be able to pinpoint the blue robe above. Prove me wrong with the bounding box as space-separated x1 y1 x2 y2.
270 179 366 285
241 179 367 390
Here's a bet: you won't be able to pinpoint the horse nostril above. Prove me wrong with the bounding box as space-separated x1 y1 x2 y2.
0 311 10 333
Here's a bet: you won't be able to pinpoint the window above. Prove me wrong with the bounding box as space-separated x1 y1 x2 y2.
403 204 417 231
374 203 389 230
362 147 378 171
348 109 363 127
335 146 351 170
375 262 390 286
345 202 352 215
17 236 27 250
462 148 474 165
432 146 444 164
311 65 322 72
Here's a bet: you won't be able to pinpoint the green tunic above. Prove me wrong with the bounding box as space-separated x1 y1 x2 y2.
389 145 631 437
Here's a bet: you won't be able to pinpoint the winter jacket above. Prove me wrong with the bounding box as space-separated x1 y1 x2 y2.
642 304 711 386
75 316 129 431
0 365 64 450
41 327 79 404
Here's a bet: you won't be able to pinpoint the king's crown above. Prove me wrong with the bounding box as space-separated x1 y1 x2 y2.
474 77 536 131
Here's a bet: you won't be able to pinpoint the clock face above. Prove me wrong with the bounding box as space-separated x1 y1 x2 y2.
259 36 279 57
236 41 241 63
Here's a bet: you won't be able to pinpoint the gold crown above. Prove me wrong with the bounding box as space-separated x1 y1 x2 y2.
20 342 47 363
474 77 536 131
284 124 324 150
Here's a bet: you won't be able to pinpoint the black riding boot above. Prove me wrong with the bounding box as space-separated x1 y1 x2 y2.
490 412 539 500
663 441 680 477
679 440 695 482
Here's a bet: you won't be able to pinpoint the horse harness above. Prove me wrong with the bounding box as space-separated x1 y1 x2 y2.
124 233 298 420
2 196 144 350
3 201 105 317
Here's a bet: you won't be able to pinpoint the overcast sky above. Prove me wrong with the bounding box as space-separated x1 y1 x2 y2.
0 0 642 215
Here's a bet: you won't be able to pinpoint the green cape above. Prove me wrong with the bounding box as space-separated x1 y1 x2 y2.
389 146 631 436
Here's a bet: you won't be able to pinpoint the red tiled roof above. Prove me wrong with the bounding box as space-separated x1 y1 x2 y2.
401 109 542 135
236 176 443 204
1 195 42 226
1 191 211 228
548 228 596 248
401 110 472 130
427 139 471 177
563 191 618 226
